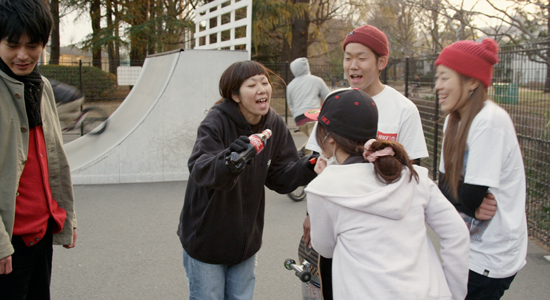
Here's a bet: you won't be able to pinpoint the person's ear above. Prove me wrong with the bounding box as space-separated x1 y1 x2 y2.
467 78 481 92
378 56 388 70
232 93 241 103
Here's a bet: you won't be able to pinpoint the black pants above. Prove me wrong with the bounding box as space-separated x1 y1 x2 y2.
466 270 517 300
0 226 53 300
319 256 333 300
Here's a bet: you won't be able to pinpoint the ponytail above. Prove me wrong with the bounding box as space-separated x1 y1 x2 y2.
314 124 419 185
364 140 419 184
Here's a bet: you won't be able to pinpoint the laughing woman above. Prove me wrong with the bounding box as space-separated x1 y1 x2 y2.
435 39 528 299
177 60 317 300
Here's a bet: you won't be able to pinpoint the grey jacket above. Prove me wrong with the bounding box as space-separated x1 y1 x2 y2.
286 58 330 119
0 70 76 260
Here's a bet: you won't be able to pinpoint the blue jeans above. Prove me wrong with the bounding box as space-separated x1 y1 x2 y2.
183 250 256 300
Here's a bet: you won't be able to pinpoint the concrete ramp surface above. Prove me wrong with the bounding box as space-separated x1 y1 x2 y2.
64 49 248 184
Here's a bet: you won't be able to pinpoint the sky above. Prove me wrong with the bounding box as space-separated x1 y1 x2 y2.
60 10 91 47
58 0 520 47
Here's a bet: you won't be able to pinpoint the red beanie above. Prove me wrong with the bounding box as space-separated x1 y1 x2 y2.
343 25 389 57
435 38 499 88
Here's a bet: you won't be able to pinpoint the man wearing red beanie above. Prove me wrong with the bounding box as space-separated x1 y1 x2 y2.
307 24 428 161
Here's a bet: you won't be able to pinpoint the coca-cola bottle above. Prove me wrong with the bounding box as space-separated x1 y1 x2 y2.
226 129 272 173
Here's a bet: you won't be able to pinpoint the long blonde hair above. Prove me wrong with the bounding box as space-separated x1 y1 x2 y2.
441 75 487 199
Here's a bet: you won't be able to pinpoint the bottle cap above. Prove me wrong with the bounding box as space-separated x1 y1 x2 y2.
262 129 272 140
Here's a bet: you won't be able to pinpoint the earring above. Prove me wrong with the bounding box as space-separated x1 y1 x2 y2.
468 90 475 99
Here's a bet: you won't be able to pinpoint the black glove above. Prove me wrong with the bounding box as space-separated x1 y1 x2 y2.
229 136 250 153
225 136 253 173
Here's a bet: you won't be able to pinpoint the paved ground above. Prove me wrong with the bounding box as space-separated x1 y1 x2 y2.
51 131 550 299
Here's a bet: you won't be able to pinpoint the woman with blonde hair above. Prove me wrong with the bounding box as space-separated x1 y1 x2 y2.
435 38 528 299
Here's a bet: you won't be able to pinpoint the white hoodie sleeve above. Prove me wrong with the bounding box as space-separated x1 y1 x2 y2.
424 180 470 300
307 193 336 258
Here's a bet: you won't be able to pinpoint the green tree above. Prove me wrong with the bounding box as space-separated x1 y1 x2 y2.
252 0 356 62
63 0 199 68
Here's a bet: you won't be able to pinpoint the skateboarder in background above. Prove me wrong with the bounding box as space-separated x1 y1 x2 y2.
50 79 85 130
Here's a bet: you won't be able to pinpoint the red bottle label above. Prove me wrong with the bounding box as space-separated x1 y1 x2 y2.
249 135 264 154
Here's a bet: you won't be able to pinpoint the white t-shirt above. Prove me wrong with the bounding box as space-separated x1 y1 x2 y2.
439 100 527 278
306 86 429 160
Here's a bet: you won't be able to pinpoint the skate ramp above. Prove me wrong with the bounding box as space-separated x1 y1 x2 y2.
64 49 248 184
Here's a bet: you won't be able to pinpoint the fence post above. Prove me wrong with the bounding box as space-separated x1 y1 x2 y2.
284 61 289 125
79 59 83 91
79 59 84 136
405 57 409 97
382 63 388 84
433 76 439 180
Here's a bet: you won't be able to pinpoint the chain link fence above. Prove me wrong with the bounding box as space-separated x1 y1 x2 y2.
266 44 550 249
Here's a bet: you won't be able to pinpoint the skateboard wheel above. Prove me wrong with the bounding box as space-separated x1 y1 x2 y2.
299 271 311 282
284 258 296 270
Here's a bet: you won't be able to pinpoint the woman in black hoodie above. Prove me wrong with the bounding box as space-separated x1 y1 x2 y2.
178 61 317 299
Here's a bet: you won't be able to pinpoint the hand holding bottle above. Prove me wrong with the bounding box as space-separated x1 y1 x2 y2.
228 136 250 153
225 129 272 173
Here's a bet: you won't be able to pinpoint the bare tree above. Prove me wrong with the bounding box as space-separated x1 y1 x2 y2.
458 1 550 92
365 0 423 58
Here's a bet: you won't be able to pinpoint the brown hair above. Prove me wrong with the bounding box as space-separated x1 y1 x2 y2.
315 123 418 184
441 75 487 199
214 60 276 106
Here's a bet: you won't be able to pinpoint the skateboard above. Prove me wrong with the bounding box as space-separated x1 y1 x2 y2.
292 238 322 300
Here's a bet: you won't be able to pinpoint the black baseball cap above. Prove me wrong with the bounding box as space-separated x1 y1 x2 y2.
305 88 378 142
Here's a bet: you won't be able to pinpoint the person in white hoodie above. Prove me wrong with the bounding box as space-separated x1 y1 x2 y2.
305 88 470 300
286 57 330 153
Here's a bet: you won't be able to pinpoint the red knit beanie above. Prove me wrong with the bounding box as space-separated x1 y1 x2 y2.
435 38 499 88
343 25 389 57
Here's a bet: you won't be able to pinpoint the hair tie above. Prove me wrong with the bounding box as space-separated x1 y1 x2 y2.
363 139 395 163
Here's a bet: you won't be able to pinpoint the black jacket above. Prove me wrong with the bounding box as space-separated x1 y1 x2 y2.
178 99 317 265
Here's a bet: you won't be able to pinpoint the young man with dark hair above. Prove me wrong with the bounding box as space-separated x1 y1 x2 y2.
0 0 77 298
